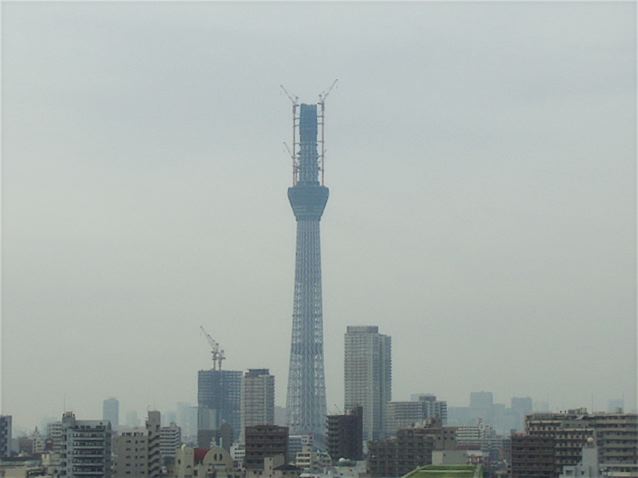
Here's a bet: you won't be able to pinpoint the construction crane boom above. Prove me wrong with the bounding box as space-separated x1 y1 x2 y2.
318 79 338 104
199 325 226 370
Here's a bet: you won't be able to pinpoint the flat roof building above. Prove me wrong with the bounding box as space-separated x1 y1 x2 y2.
344 326 391 443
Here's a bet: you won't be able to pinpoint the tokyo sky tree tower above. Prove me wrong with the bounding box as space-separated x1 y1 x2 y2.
282 81 336 440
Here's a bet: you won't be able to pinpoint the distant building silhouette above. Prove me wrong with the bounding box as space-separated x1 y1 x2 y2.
102 397 119 431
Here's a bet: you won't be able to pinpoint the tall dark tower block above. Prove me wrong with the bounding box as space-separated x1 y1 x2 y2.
285 95 332 439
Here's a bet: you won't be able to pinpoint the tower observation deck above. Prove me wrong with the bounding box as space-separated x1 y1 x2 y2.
285 96 331 440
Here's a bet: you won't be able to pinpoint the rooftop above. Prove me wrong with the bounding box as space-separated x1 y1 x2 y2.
403 465 482 478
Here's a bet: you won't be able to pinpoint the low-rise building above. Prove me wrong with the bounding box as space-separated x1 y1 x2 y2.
327 407 363 462
294 444 331 471
522 409 637 476
173 444 241 478
288 435 312 463
510 433 555 478
246 455 301 478
367 420 457 477
244 425 289 470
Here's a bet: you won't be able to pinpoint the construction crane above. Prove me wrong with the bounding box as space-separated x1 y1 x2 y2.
317 79 338 186
199 325 226 371
318 79 338 104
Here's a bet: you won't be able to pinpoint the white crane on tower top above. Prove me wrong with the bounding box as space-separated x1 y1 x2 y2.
200 325 226 371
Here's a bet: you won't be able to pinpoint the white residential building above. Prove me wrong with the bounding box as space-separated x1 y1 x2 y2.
240 369 275 442
113 411 161 478
160 422 182 462
58 411 112 478
344 326 392 442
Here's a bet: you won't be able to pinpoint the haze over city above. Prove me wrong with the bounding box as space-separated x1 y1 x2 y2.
2 0 636 435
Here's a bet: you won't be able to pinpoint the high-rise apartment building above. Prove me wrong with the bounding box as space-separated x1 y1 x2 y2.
241 369 275 441
344 326 392 442
0 415 12 457
58 412 112 478
198 369 242 442
103 397 120 431
285 100 331 439
159 422 182 462
326 407 363 462
112 411 161 478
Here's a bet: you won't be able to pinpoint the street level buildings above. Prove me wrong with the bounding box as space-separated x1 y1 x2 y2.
344 326 392 442
244 425 289 470
173 444 240 478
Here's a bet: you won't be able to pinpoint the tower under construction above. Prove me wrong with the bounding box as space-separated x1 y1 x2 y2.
283 82 336 440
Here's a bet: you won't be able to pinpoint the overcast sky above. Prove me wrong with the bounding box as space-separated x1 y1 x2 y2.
1 1 636 431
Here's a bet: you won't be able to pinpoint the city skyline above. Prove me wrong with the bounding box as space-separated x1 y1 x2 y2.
2 2 636 430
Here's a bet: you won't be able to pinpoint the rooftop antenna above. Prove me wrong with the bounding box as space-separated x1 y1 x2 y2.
317 79 338 186
281 85 300 186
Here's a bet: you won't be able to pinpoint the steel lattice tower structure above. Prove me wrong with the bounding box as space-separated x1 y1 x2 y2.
283 82 336 440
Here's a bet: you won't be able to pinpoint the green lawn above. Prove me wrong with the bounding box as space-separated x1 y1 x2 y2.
403 465 482 478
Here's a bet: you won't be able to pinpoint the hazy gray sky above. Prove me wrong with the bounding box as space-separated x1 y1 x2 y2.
2 1 636 430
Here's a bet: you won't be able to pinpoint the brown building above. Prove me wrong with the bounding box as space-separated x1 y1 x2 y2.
367 420 457 477
244 425 289 469
510 434 555 478
327 407 363 462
